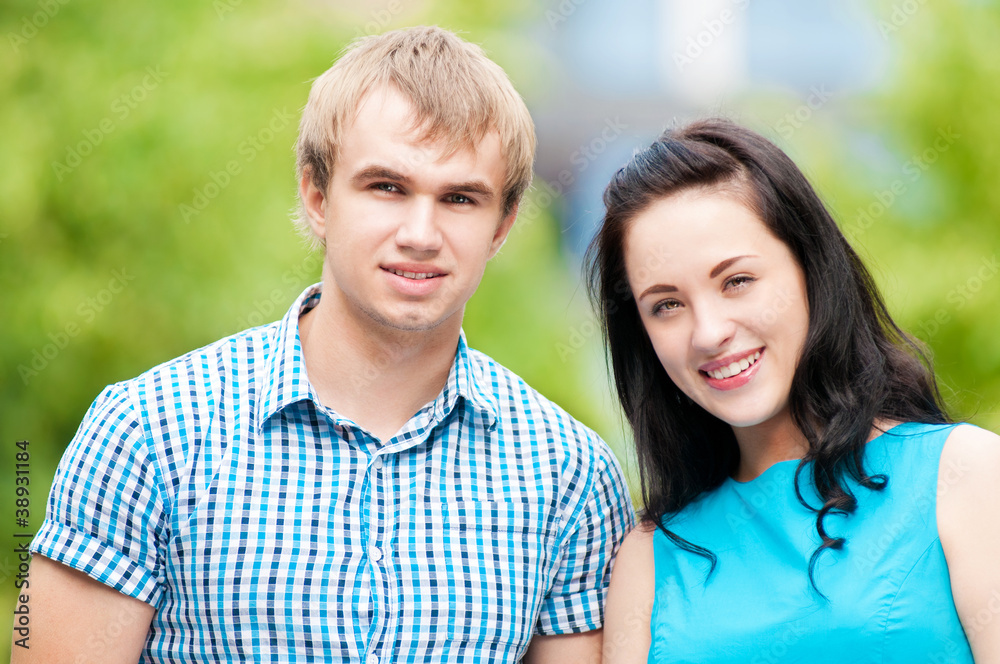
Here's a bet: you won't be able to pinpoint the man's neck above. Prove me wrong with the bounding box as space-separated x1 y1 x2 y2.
297 293 460 443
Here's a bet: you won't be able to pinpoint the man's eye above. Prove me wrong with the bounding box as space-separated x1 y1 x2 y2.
447 194 472 205
373 183 399 193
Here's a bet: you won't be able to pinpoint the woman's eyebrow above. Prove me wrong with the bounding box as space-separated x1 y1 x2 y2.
709 255 755 279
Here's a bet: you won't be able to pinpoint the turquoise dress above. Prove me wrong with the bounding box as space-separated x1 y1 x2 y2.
649 422 974 663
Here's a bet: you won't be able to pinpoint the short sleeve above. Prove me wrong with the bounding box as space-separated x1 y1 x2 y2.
536 443 635 634
30 383 167 607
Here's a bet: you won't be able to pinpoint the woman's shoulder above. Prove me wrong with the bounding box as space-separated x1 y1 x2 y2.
874 420 995 462
936 423 999 543
938 423 1000 494
612 521 657 577
935 423 1000 652
869 420 965 472
604 522 658 664
941 421 1000 446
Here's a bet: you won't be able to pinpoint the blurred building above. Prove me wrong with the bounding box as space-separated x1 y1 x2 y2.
529 0 888 258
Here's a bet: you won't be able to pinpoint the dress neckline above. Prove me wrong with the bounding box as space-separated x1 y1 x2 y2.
724 421 913 486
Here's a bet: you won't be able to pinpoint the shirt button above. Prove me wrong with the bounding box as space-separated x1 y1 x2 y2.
367 655 379 664
372 456 383 470
369 546 383 562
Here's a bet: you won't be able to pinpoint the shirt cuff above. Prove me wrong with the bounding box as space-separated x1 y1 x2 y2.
535 586 605 635
30 519 163 607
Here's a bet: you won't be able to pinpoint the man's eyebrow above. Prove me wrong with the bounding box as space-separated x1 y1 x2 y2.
349 166 412 187
448 180 496 201
709 255 755 279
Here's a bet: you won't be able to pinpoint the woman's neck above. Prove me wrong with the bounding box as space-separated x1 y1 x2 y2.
731 409 809 482
730 413 903 482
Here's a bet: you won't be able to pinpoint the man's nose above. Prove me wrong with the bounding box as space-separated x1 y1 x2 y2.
395 197 443 252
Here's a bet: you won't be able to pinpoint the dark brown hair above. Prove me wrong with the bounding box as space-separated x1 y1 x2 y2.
585 118 948 590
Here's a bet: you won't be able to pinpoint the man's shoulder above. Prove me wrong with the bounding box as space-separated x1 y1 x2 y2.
464 346 607 450
138 322 277 386
102 321 281 418
465 346 635 532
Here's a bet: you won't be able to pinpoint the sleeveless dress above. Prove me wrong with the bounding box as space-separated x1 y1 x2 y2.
649 422 974 663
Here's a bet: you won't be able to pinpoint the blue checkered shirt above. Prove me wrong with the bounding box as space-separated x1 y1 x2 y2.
33 284 634 662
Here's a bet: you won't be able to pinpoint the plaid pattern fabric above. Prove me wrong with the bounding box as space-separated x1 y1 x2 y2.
32 284 635 663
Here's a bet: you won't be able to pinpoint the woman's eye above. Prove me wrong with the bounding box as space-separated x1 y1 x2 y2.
724 275 755 291
653 299 681 314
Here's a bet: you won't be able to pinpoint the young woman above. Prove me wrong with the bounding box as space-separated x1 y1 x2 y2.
587 119 1000 662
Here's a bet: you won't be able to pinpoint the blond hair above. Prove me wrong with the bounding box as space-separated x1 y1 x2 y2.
294 26 536 247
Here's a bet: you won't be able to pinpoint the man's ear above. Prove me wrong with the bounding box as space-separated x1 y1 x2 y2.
488 202 519 259
299 173 328 240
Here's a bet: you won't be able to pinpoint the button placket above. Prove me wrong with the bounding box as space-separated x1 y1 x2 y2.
366 445 390 662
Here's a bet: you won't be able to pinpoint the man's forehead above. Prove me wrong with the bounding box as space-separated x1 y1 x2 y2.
347 85 500 161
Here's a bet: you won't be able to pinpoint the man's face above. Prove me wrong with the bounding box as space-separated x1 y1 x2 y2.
301 86 516 337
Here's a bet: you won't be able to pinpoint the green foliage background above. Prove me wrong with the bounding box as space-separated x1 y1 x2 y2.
1 0 998 657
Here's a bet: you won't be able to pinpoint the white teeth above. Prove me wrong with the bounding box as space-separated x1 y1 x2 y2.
707 351 761 380
390 268 437 280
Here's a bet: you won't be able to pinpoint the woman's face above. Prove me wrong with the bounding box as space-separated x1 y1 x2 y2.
624 190 810 434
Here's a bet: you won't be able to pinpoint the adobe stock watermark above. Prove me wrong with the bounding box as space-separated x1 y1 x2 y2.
18 268 137 385
214 0 242 20
6 0 70 54
845 126 960 241
756 288 800 328
673 0 751 73
750 621 807 664
916 255 998 341
555 318 602 364
514 116 628 237
51 66 169 182
876 0 928 40
926 636 977 664
772 85 833 140
235 252 322 330
178 107 294 223
554 243 664 364
959 587 1000 656
350 0 405 40
545 0 587 30
723 470 787 531
853 446 970 574
601 584 654 663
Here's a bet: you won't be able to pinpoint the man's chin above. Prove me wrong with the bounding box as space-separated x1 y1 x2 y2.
364 307 459 335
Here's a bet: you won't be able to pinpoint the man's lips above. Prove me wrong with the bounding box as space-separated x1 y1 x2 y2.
382 265 446 280
381 264 448 297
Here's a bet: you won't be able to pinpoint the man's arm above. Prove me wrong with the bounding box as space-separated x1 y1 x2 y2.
523 630 602 664
528 438 635 663
11 555 155 664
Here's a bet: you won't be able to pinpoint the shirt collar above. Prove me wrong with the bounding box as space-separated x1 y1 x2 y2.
435 331 499 431
255 283 322 432
255 283 499 432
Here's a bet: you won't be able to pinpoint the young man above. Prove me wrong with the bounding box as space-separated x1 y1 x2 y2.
16 26 634 663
